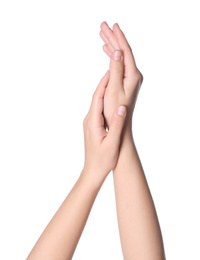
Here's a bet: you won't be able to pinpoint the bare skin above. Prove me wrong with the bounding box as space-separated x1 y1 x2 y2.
27 22 165 260
26 72 127 260
100 22 166 260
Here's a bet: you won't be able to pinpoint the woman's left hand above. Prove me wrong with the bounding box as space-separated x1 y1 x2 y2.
82 71 127 184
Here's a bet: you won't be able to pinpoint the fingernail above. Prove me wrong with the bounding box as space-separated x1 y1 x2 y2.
113 50 122 61
117 106 126 117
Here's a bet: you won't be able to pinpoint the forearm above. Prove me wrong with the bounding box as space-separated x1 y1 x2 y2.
27 169 104 260
113 129 165 260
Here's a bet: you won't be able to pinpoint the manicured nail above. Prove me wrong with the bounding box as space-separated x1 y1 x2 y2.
117 106 126 117
113 50 122 61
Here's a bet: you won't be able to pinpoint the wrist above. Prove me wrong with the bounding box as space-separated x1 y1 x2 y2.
80 166 107 191
115 124 135 170
120 131 135 154
121 121 133 142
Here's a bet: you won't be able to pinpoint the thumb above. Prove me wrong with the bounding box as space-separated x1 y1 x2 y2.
107 105 127 144
109 50 124 90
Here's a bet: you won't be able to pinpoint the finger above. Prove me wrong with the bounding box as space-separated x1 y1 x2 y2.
100 21 120 51
113 23 137 76
107 105 127 145
100 31 114 53
91 71 109 116
103 44 112 57
109 50 124 91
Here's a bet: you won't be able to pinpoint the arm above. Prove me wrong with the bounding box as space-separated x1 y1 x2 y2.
27 172 102 260
114 130 165 260
27 72 127 260
100 22 165 260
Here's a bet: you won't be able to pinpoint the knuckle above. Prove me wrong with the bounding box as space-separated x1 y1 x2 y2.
135 70 141 81
114 116 123 127
112 65 123 73
138 69 144 84
132 69 143 85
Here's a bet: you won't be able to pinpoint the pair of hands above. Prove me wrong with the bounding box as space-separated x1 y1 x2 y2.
83 22 143 183
26 22 166 260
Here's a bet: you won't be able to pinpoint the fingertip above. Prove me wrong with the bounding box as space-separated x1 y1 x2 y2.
104 70 109 77
113 23 120 31
111 50 123 61
113 23 119 29
106 70 110 80
113 23 125 39
101 21 108 29
100 21 105 28
102 70 109 84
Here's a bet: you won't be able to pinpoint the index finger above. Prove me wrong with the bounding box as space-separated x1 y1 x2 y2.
90 71 109 119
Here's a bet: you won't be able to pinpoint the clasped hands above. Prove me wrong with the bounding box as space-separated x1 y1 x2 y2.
26 22 167 260
82 22 143 185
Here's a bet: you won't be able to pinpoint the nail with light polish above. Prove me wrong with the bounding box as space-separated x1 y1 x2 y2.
117 106 126 117
113 50 122 61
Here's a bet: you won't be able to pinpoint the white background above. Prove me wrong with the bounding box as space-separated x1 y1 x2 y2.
0 0 200 259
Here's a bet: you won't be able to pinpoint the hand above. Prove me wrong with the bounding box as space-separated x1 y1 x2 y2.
82 71 127 184
100 22 143 131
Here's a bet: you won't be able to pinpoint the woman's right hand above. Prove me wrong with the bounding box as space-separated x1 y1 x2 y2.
100 22 143 130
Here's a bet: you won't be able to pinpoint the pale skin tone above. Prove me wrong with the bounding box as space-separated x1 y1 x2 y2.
100 22 166 260
27 71 127 260
27 22 165 260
